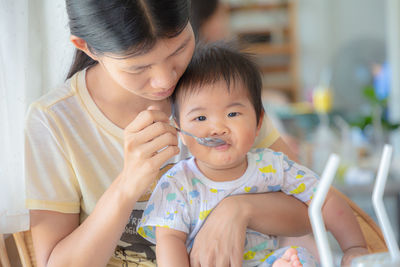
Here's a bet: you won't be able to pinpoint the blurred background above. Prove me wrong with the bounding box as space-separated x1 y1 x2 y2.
195 0 400 263
1 0 399 265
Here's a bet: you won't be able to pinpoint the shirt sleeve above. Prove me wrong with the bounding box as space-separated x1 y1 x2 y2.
253 113 280 149
279 154 319 202
137 171 191 244
258 150 319 203
25 103 80 213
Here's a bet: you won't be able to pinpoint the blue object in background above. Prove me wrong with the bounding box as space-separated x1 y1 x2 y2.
374 62 391 100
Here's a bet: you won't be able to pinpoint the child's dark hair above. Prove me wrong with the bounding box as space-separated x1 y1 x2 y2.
65 0 190 79
171 42 264 125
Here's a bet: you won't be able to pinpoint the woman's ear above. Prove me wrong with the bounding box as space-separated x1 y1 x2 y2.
70 35 99 61
255 109 264 137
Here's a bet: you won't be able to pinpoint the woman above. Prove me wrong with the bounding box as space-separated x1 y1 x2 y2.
190 0 231 42
25 1 310 266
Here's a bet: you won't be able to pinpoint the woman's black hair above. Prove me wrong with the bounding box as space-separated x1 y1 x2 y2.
66 0 191 79
172 42 264 125
190 0 219 39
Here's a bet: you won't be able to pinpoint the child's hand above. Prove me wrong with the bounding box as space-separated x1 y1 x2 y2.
341 246 369 266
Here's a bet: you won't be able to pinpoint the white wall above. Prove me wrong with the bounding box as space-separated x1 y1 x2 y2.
386 0 400 123
0 0 73 233
26 0 73 104
298 0 386 113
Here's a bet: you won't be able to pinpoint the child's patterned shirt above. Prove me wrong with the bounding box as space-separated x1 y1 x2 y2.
138 148 319 266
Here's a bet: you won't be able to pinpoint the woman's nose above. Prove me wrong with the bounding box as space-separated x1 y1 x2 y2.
150 64 177 89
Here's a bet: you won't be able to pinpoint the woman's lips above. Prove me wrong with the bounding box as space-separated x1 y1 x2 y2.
154 86 175 97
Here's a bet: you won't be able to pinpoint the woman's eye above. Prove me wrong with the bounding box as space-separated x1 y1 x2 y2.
195 116 207 121
126 66 149 75
133 70 145 74
133 69 148 74
228 112 239 117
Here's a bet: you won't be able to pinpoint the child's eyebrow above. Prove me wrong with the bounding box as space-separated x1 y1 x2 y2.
186 107 206 116
226 102 246 108
185 102 246 116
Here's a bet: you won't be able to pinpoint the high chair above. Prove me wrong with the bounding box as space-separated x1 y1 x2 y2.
311 146 398 267
12 231 35 267
0 234 11 267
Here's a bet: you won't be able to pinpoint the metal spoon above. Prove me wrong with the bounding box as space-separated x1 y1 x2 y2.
175 127 226 147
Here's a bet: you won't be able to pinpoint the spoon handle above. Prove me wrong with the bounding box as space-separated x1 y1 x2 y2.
175 127 198 140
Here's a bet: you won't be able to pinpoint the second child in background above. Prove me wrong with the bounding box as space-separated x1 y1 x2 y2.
138 42 368 267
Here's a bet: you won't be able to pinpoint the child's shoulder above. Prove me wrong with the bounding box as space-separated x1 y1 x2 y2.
248 148 294 167
249 147 285 158
159 156 197 186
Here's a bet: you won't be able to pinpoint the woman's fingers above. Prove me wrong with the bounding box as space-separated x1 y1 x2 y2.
190 251 214 267
120 107 179 196
129 121 178 146
150 145 180 169
125 108 170 133
216 257 230 267
229 250 243 267
138 131 179 159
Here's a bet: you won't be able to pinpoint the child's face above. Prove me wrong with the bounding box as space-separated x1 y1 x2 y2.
178 79 262 170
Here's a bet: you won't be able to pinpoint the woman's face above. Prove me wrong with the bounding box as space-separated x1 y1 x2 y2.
98 23 195 100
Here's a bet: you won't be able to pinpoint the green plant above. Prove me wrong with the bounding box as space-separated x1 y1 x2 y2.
350 86 400 131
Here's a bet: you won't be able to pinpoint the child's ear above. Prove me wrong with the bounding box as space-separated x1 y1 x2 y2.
255 110 264 137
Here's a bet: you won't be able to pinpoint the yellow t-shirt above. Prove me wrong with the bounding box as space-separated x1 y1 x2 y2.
25 69 280 266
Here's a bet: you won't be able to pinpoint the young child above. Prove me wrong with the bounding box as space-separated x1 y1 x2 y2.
137 43 368 267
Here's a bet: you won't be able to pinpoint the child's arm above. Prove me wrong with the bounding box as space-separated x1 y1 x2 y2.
306 189 368 265
156 227 189 267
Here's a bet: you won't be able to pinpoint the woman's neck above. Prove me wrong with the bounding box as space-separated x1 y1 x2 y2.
85 64 171 129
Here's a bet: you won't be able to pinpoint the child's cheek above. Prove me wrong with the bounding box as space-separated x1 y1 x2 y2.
242 128 258 149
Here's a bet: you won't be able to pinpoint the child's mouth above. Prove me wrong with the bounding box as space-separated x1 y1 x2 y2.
214 143 230 151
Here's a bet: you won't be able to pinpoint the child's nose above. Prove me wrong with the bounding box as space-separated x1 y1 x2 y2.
210 122 229 136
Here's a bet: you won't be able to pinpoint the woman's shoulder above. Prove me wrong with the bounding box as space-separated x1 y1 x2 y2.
25 71 92 140
26 71 86 121
29 77 77 112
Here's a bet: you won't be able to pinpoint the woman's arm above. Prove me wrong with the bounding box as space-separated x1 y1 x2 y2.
269 136 299 162
31 177 138 267
156 227 189 267
244 192 311 236
31 108 180 267
189 191 311 267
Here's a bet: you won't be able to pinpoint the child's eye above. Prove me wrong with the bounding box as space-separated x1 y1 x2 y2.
195 116 207 121
228 112 239 117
